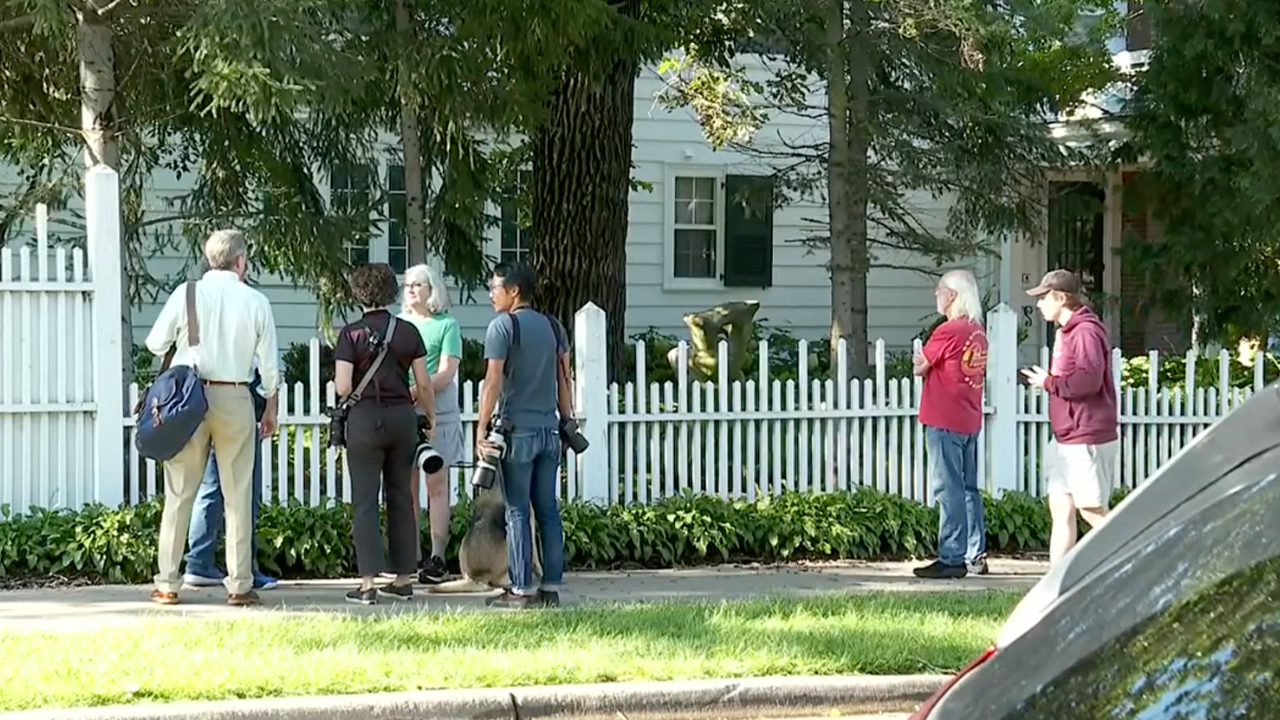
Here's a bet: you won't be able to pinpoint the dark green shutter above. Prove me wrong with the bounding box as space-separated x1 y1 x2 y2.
722 174 775 288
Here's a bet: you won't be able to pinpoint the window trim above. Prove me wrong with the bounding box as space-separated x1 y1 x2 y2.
663 164 726 291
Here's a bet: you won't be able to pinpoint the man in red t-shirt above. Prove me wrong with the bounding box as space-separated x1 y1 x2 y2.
912 269 989 579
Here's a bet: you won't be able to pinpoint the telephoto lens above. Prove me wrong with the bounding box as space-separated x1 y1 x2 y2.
414 415 444 473
471 418 507 489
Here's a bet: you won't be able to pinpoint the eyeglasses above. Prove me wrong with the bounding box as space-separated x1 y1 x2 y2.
404 282 426 290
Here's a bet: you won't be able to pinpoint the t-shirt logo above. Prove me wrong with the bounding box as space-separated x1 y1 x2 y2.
959 330 987 389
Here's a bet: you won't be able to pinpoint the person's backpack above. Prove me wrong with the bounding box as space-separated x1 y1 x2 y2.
134 281 208 462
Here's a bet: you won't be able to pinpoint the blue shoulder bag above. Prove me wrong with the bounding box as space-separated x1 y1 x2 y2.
134 281 209 462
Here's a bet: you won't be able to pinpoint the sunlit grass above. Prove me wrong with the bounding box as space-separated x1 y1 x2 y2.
3 590 1020 711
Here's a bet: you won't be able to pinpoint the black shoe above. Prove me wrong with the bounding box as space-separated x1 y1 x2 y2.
486 590 536 610
378 583 414 601
536 589 560 607
968 554 989 576
418 555 448 585
913 560 968 579
345 587 378 605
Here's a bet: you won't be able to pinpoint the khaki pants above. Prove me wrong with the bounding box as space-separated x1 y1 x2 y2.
154 384 257 595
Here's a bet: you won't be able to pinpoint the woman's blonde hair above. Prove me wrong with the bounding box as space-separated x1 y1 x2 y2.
402 263 452 314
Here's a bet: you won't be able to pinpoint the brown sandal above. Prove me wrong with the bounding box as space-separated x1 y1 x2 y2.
227 591 261 607
150 590 179 605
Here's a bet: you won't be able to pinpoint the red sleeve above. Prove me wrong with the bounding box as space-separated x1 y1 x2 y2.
922 322 954 365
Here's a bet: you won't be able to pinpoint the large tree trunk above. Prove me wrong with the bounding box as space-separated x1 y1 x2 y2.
826 0 872 377
394 0 428 268
77 9 133 387
531 31 636 381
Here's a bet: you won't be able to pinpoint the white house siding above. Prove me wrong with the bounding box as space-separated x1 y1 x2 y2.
0 57 987 356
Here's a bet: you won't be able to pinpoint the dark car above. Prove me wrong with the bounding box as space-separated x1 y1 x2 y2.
910 383 1280 719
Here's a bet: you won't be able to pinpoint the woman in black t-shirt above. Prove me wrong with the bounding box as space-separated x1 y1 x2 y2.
334 263 435 605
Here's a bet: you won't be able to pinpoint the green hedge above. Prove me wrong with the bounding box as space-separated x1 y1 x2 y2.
0 487 1130 584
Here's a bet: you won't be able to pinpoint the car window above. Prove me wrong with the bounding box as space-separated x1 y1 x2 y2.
930 459 1280 719
1010 553 1280 719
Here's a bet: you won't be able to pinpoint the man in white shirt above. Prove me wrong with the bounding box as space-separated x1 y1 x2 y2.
144 229 280 606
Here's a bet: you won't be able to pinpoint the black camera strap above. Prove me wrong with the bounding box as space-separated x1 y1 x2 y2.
343 316 397 408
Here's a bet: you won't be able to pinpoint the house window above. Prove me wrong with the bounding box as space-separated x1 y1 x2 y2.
665 168 777 290
673 176 718 279
500 169 533 265
330 164 372 265
387 164 410 273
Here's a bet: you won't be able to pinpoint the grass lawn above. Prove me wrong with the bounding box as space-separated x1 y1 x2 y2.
1 590 1022 711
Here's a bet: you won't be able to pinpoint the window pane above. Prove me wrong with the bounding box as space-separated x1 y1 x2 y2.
675 198 696 225
348 246 369 265
388 164 405 192
674 229 716 278
694 177 715 200
674 176 693 201
693 198 714 225
389 248 407 274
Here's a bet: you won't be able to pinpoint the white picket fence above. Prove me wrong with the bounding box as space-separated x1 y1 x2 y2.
115 305 1275 509
0 171 126 512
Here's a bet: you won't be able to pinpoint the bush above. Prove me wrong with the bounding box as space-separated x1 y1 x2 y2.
1118 352 1280 391
0 486 1130 584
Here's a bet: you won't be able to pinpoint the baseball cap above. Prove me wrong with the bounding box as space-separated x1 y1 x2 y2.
1026 269 1082 297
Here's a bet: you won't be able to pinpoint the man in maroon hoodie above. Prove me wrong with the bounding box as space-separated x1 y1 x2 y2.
1022 270 1119 566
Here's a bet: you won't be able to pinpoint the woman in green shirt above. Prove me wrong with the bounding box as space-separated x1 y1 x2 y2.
399 263 466 585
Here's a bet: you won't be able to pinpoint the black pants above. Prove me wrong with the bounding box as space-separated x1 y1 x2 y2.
346 402 418 577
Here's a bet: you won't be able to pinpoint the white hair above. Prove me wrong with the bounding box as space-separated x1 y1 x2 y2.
204 229 247 270
402 263 452 314
939 269 984 324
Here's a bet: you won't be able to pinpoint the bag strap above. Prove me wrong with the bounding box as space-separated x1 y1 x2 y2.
345 316 397 406
157 280 201 374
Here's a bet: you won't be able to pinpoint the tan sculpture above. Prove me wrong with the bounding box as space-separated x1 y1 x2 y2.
667 300 762 381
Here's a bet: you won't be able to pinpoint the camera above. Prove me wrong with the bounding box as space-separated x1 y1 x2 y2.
472 417 508 489
325 405 349 448
558 417 590 454
414 414 445 474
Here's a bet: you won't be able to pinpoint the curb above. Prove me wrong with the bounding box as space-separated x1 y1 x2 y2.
0 675 947 720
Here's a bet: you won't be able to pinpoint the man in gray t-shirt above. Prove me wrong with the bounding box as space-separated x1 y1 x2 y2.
475 262 569 610
482 309 565 430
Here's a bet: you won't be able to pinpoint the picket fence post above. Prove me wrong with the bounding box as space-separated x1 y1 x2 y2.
574 303 610 504
986 303 1019 497
86 165 126 508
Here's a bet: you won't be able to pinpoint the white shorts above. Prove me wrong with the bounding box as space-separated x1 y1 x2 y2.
1045 439 1118 509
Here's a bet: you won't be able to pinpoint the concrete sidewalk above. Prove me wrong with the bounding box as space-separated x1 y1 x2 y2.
0 559 1045 633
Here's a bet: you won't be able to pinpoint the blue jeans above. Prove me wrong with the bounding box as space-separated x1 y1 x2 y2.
499 427 565 595
184 426 272 584
927 426 986 566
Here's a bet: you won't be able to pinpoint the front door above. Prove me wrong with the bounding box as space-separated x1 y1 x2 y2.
1045 181 1106 351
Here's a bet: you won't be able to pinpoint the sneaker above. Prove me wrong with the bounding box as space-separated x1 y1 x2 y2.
377 583 414 601
486 590 537 610
967 554 989 576
912 560 968 579
253 575 280 591
418 555 448 585
536 589 560 608
345 587 378 605
183 573 224 588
